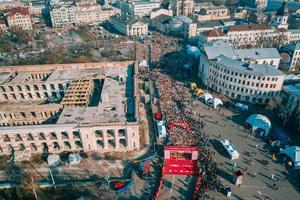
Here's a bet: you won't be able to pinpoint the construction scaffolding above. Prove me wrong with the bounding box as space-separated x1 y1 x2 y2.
61 79 94 108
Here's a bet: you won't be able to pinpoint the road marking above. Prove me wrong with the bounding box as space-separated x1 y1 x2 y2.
169 175 175 200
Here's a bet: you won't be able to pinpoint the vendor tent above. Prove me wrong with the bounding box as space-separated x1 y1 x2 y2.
245 114 271 136
47 154 60 166
208 98 223 109
280 146 300 169
68 153 81 165
199 93 213 103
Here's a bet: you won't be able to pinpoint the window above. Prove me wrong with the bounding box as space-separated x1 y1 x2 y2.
33 85 38 91
25 85 30 91
17 85 22 91
265 84 268 88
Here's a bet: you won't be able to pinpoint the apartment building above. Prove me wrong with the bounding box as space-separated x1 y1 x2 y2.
198 40 285 104
5 7 33 31
194 5 230 21
226 24 274 47
49 0 76 28
49 0 120 28
116 0 160 17
110 14 148 36
170 0 194 16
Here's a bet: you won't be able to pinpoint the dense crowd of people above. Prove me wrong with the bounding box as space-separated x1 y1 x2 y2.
153 70 221 197
150 33 182 62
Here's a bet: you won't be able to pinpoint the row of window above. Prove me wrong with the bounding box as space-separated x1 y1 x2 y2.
210 67 279 81
211 78 279 96
1 91 62 100
0 83 64 93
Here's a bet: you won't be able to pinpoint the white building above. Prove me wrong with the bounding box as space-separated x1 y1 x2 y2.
110 14 148 36
198 41 285 104
49 0 76 28
5 7 33 31
116 0 160 17
226 24 274 47
49 0 120 28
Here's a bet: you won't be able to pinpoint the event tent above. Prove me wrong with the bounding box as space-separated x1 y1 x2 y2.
245 114 271 136
208 98 223 109
199 93 213 103
280 146 300 169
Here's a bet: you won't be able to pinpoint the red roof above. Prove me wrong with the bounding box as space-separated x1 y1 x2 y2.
228 24 272 32
207 29 225 37
6 7 30 18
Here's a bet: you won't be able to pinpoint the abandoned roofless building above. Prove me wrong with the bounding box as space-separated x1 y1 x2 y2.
0 61 140 160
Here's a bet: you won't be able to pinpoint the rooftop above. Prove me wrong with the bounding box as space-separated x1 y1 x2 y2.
197 20 224 28
152 14 172 23
110 14 146 25
203 40 235 59
215 55 285 77
57 78 127 124
228 24 272 32
206 29 225 37
5 7 30 18
203 40 280 60
283 85 300 98
234 48 281 59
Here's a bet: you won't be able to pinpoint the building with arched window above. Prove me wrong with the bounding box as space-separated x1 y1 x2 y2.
0 61 140 159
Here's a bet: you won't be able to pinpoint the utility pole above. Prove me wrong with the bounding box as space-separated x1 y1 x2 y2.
49 167 56 189
31 176 38 200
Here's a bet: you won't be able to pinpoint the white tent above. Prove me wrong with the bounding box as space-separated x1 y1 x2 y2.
280 146 300 169
47 154 60 166
199 93 213 103
246 114 271 136
208 98 223 109
68 153 81 165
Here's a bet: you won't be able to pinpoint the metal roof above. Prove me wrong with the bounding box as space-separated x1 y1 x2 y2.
234 48 281 59
215 55 285 76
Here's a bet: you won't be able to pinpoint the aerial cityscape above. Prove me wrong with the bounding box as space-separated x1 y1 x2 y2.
1 0 300 199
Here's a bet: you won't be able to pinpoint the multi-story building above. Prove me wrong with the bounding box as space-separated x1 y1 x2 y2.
279 42 300 71
170 0 194 16
116 0 160 17
74 1 120 25
194 5 230 21
226 24 274 47
0 18 8 32
0 61 140 159
198 40 285 104
5 7 33 31
49 0 76 27
151 14 196 38
110 14 148 36
49 0 120 27
29 0 46 16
